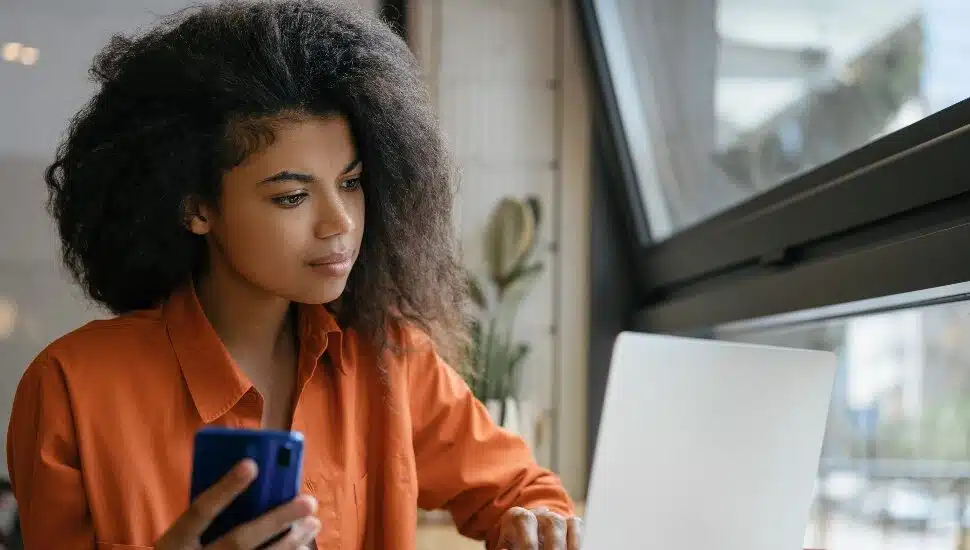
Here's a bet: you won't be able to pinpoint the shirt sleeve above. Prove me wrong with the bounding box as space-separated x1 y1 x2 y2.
7 353 96 549
406 330 574 548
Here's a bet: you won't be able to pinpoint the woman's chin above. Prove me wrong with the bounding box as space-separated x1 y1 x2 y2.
286 280 348 306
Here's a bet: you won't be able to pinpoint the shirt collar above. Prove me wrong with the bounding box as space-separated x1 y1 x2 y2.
163 284 343 423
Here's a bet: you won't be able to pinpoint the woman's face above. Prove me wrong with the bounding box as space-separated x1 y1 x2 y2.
191 115 365 305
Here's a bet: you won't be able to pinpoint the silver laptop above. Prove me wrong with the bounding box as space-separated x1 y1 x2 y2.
583 332 835 550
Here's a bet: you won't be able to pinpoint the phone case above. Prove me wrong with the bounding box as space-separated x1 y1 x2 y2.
190 427 305 546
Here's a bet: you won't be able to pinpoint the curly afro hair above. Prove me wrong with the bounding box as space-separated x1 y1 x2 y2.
46 0 466 364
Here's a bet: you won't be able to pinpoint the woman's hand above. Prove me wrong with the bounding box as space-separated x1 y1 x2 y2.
497 506 582 550
154 459 321 550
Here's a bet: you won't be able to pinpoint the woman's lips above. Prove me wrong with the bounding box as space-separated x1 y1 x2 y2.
307 251 354 276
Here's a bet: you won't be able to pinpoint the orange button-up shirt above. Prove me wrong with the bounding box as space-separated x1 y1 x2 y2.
6 286 572 549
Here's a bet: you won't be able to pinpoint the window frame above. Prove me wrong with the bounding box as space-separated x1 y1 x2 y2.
576 0 970 482
575 0 970 333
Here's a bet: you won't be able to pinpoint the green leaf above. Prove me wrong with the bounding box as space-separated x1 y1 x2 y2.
465 271 487 310
497 262 544 323
522 195 543 262
480 318 500 399
505 342 530 398
509 342 530 369
464 319 534 401
525 194 542 231
484 198 535 284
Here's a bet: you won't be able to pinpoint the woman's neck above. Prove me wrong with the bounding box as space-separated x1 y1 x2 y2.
194 260 301 430
194 262 296 373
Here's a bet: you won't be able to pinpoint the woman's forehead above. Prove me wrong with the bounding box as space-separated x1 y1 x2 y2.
225 115 359 181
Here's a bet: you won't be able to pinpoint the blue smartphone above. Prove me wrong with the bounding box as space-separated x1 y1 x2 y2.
190 427 305 546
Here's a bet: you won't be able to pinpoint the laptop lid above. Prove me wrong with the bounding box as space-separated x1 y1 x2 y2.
583 332 835 550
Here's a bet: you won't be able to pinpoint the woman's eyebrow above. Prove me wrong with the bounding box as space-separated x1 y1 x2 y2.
259 159 359 185
259 170 316 185
341 158 362 175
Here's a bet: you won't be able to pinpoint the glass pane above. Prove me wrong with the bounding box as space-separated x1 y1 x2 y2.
595 0 970 241
716 297 970 550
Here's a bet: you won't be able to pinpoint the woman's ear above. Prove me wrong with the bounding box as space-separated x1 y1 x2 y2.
182 197 213 235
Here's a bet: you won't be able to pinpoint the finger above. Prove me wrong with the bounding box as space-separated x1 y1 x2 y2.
535 511 566 550
264 516 321 549
217 495 318 549
498 507 539 550
566 517 583 550
164 459 258 542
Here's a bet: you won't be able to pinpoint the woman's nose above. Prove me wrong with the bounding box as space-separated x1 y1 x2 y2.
314 196 355 239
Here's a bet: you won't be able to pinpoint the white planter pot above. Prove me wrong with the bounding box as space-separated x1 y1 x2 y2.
486 398 536 452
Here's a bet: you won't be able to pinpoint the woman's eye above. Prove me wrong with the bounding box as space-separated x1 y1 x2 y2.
271 192 308 207
341 177 362 191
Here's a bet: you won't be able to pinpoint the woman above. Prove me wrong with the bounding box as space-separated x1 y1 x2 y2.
5 2 580 549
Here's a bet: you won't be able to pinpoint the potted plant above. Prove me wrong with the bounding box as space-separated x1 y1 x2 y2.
464 194 544 439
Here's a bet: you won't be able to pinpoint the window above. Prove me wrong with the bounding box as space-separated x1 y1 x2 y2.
717 285 970 550
577 0 970 526
590 0 970 242
578 0 970 323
